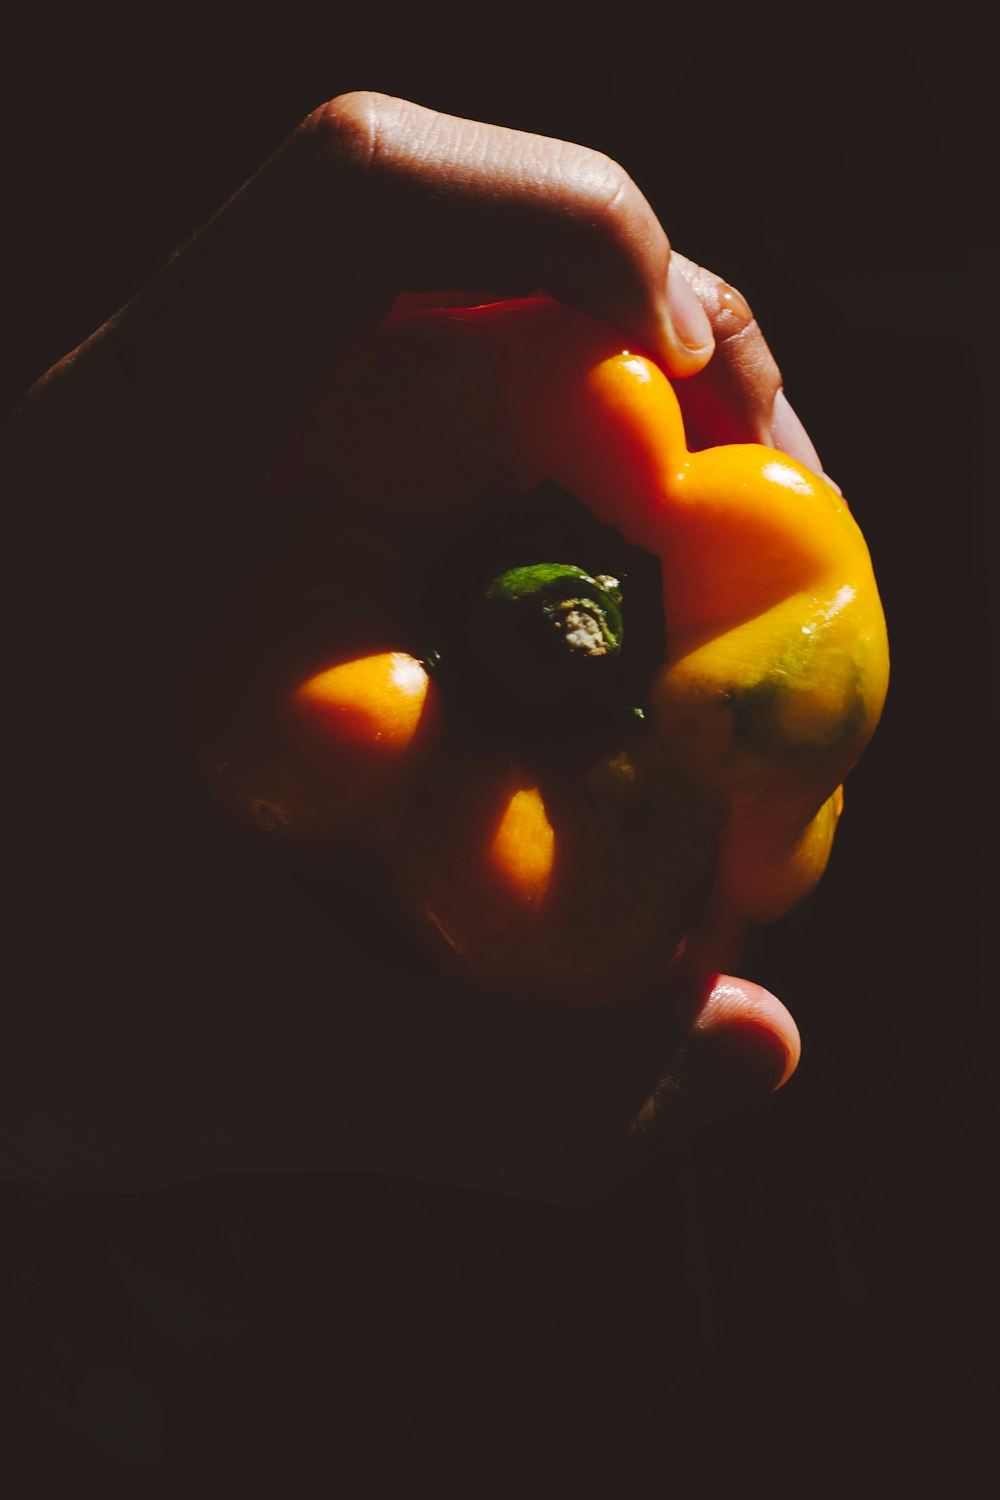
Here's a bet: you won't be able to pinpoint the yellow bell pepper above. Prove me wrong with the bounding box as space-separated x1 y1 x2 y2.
188 296 888 1004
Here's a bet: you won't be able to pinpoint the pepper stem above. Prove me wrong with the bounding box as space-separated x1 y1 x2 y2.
468 563 624 712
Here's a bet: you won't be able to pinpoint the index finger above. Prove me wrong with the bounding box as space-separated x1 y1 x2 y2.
46 94 712 487
305 93 714 373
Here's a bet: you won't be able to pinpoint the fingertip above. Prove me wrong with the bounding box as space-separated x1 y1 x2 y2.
694 975 802 1095
770 389 824 476
626 974 800 1164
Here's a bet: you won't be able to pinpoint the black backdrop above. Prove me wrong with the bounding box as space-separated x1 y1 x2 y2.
2 3 995 1493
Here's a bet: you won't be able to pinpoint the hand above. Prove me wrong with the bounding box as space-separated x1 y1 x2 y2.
2 94 814 1201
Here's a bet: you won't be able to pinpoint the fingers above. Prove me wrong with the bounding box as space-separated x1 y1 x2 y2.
306 93 714 373
89 93 712 480
670 252 826 475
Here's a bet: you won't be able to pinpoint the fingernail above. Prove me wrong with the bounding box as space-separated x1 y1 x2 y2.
770 389 823 475
664 260 714 358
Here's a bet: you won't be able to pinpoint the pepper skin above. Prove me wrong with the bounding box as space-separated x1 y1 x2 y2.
183 297 888 1004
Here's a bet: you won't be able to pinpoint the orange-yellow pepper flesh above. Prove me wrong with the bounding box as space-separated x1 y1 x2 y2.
487 785 555 909
502 314 878 640
291 651 431 761
208 652 436 842
396 741 713 999
488 303 888 922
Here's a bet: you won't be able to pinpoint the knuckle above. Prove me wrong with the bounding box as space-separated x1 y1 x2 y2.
580 152 638 224
557 148 655 265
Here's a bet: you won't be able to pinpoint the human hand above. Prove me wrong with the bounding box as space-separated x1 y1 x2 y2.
2 94 816 1200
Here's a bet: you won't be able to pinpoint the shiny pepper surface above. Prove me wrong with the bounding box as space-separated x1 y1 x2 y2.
188 297 888 1003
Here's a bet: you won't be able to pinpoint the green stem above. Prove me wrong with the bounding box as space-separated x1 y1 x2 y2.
468 562 624 712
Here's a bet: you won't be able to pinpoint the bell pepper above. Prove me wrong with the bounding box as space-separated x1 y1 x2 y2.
185 296 888 1004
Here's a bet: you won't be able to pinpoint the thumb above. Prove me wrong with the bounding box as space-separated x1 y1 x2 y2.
629 975 801 1154
691 973 801 1099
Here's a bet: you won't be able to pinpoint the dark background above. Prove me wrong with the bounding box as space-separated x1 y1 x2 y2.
2 2 995 1492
